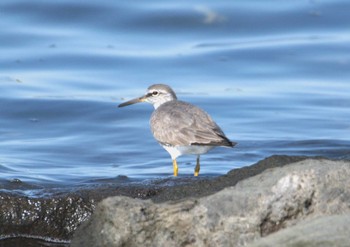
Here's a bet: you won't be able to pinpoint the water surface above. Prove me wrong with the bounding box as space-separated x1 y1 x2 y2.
1 0 350 191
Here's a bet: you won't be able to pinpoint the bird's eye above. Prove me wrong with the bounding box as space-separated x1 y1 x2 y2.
152 91 159 96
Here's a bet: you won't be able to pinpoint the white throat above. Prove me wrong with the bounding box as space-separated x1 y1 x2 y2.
152 101 163 110
150 95 176 109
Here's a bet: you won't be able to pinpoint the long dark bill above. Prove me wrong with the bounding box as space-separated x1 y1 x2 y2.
118 96 146 107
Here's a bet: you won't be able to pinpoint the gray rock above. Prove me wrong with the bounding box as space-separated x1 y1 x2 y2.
247 214 350 247
71 159 350 247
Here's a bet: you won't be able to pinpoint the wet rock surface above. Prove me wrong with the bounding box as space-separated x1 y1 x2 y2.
71 157 350 247
0 155 348 247
0 184 166 246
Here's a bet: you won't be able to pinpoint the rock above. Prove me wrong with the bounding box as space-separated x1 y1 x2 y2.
247 214 350 247
71 158 350 247
0 155 312 244
151 155 313 203
0 184 166 242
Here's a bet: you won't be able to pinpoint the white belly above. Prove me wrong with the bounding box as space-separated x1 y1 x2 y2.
162 145 214 159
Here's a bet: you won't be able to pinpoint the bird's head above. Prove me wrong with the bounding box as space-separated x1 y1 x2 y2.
118 84 177 109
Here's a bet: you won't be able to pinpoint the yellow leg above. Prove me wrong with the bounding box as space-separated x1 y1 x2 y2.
172 159 178 176
194 155 200 176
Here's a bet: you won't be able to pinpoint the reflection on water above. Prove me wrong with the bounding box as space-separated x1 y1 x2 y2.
0 0 350 190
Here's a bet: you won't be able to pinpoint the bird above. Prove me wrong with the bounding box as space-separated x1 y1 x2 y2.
118 84 236 176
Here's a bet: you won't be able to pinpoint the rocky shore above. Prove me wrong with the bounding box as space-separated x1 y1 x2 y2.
0 155 349 247
71 156 350 247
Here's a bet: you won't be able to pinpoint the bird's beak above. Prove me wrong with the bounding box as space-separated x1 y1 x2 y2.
118 95 147 107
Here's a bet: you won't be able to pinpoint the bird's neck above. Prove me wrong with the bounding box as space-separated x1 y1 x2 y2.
153 98 176 109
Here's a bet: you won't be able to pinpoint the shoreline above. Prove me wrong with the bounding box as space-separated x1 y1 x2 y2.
0 155 345 246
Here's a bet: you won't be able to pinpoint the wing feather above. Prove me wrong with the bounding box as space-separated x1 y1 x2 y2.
150 101 234 147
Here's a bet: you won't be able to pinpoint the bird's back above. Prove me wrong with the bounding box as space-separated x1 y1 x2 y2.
150 100 234 147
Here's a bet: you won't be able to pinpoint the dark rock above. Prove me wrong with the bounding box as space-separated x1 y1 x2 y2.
0 193 94 240
0 185 165 243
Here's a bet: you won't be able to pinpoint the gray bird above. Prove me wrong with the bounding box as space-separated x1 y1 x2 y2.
118 84 236 176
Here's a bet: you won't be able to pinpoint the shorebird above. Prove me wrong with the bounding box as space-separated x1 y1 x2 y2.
118 84 236 176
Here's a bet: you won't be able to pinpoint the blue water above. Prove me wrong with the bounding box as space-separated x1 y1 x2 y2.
1 0 350 189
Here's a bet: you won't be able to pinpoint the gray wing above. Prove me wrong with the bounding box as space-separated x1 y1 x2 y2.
150 101 235 147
